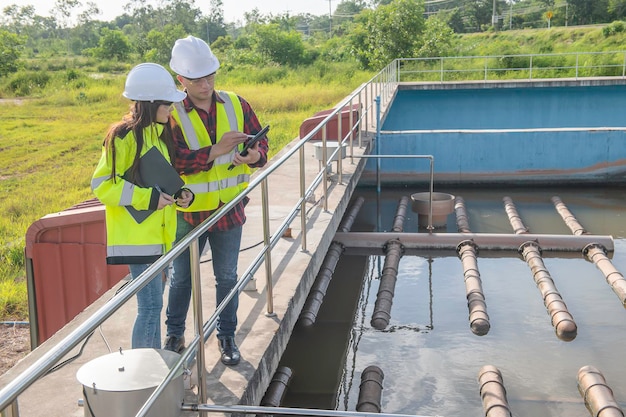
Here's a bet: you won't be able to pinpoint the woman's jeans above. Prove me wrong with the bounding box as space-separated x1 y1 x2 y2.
128 263 166 349
166 215 241 340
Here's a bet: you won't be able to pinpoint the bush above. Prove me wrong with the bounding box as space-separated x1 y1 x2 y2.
602 21 625 37
7 71 51 96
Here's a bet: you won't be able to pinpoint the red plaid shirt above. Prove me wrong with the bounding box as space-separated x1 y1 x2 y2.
171 91 269 231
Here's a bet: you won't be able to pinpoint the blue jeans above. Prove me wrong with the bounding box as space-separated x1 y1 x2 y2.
128 263 166 349
166 213 241 339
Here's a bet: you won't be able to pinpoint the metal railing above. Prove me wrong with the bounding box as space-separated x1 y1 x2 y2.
395 50 626 82
2 50 624 416
0 63 396 417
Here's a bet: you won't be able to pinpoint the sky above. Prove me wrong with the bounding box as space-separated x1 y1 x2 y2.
6 0 336 24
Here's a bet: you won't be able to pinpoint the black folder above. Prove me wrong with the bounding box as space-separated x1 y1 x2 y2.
124 146 185 223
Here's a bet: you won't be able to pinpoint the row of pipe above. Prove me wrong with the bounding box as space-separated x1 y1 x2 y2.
299 197 365 327
454 196 491 336
504 196 578 341
551 196 626 308
370 196 411 330
478 364 625 417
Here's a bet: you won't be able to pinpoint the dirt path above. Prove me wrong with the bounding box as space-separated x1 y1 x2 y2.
0 325 30 375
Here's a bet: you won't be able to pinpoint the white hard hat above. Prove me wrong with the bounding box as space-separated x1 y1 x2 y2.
169 35 220 79
123 63 187 102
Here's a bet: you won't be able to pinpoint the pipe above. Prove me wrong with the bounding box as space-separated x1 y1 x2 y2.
577 365 625 417
584 243 626 308
551 196 587 235
454 196 471 233
503 196 528 234
261 366 293 408
371 240 404 330
299 243 345 327
356 365 385 413
519 241 577 341
333 232 614 254
391 196 410 232
478 365 513 417
550 196 626 308
299 197 365 327
457 240 490 336
338 197 365 233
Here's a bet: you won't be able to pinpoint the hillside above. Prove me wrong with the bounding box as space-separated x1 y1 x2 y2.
455 24 625 56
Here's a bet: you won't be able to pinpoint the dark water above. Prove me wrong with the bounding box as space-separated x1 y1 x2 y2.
277 186 626 417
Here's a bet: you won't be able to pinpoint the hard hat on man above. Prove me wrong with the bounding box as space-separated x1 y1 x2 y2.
170 35 220 79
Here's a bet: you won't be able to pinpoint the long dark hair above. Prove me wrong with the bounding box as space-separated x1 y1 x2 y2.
103 101 176 184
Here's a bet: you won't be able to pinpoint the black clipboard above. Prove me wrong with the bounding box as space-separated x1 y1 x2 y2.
228 125 270 170
124 147 185 223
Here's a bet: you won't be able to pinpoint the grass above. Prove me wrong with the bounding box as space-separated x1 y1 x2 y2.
0 62 369 321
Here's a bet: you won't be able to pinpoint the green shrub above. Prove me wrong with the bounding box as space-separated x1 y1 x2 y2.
7 71 51 96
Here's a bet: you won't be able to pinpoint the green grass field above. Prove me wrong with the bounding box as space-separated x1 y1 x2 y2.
0 63 370 321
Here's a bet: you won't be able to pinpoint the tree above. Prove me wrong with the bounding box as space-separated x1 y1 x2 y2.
418 15 455 57
92 27 130 60
253 23 307 66
143 24 186 64
0 29 24 76
2 4 36 35
609 0 626 18
348 0 426 69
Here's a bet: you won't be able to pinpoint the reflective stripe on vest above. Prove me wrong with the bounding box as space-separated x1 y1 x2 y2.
173 91 238 150
184 173 250 194
107 243 164 258
119 181 135 206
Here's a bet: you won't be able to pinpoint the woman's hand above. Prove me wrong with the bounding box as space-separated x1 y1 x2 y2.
157 192 174 209
175 189 194 208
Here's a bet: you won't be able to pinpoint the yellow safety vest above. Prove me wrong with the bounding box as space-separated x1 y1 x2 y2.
171 91 250 212
91 124 178 264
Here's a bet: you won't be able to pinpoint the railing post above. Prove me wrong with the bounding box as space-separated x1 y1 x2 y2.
529 55 533 80
299 146 307 251
322 124 328 211
440 57 444 82
576 53 579 78
190 239 208 408
484 57 488 81
337 106 343 184
357 93 363 149
261 179 275 316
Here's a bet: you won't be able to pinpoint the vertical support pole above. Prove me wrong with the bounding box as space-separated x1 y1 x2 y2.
299 147 307 252
440 57 444 82
322 124 328 212
190 239 207 408
261 179 275 316
375 96 381 196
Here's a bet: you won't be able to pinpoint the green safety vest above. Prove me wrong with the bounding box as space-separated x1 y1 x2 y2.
171 91 250 212
91 124 178 264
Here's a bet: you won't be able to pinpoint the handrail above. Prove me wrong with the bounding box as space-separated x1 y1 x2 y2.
0 60 394 416
395 51 626 82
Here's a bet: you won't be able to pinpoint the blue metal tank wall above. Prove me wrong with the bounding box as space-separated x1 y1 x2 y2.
363 84 626 185
382 85 626 130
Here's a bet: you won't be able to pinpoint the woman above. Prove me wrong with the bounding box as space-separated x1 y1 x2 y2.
91 63 193 349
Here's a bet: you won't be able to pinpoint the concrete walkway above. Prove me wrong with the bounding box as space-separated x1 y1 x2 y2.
0 135 370 416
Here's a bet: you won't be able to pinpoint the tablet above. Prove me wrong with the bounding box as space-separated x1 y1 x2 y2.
228 125 270 170
240 125 270 156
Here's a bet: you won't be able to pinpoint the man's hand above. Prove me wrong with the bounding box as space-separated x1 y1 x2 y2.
211 131 247 158
232 142 261 167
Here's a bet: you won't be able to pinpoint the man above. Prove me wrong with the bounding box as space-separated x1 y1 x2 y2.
165 35 269 366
